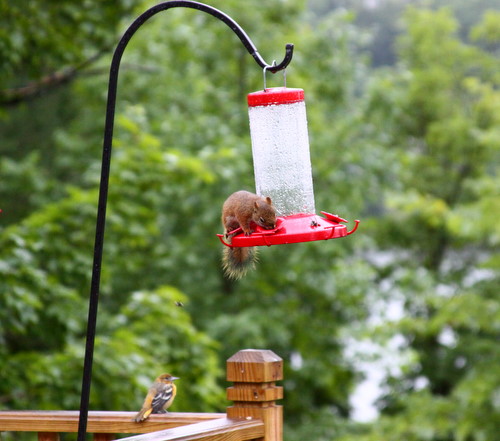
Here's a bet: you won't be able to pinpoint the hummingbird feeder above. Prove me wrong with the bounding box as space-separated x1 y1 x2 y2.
217 86 359 247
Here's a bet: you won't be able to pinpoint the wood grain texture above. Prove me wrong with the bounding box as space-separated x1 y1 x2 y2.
226 407 281 441
225 350 283 441
0 411 225 434
226 384 283 402
114 418 264 441
226 350 283 383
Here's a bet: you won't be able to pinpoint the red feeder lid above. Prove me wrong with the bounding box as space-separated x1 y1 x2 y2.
217 212 359 247
248 87 304 107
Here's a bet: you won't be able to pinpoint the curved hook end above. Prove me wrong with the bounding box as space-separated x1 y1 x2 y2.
268 43 294 73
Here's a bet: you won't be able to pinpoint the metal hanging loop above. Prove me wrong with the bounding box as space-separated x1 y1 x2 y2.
263 60 277 90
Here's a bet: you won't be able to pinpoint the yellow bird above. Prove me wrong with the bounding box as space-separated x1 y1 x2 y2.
132 373 179 422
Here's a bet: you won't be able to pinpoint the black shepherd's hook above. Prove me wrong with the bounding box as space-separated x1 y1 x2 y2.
77 2 293 441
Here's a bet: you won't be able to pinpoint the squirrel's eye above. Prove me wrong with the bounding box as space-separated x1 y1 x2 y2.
260 217 265 223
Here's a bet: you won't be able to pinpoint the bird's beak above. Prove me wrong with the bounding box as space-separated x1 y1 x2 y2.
171 376 180 381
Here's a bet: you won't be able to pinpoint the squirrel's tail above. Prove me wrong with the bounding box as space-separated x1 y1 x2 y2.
222 244 258 280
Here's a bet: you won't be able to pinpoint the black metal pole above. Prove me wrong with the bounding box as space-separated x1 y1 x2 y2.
77 2 293 441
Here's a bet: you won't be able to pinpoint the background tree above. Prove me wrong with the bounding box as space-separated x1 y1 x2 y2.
1 1 498 441
337 6 500 441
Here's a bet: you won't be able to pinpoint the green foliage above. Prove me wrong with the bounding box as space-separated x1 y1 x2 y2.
338 6 500 441
0 0 134 87
1 2 499 441
0 285 223 412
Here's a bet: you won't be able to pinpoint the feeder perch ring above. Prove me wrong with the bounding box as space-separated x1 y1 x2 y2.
217 213 360 247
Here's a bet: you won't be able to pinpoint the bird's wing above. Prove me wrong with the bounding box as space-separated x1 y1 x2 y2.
151 383 174 413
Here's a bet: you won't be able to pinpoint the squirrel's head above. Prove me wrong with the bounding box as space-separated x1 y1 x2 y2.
254 197 276 229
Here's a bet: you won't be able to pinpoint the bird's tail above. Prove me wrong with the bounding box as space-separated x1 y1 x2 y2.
132 407 152 422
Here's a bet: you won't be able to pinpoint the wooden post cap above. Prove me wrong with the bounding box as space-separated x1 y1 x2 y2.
226 349 283 383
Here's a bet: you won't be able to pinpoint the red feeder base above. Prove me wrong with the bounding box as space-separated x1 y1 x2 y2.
217 211 359 247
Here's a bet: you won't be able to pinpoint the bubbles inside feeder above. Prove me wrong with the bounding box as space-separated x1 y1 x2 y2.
248 88 316 216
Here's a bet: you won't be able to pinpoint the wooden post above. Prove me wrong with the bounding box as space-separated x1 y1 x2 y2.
226 349 283 441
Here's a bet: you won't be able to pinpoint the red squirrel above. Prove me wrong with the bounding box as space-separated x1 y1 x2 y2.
221 190 277 280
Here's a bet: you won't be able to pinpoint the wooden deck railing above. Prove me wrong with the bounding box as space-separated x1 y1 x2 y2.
0 349 283 441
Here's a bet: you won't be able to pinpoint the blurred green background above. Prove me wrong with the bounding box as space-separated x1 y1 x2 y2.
1 1 499 440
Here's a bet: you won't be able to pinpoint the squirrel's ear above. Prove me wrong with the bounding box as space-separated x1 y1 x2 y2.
254 201 259 209
266 197 272 205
